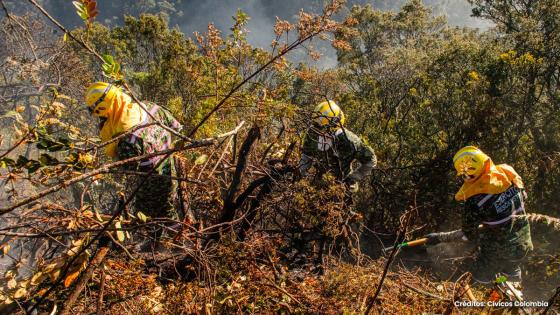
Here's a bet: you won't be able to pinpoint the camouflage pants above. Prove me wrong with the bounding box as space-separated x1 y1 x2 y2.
469 235 532 284
131 158 177 219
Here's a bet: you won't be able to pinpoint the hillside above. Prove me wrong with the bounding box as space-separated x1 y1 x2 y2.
0 0 559 314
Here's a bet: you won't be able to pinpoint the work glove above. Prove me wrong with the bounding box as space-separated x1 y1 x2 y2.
344 177 359 193
347 181 359 193
426 230 466 245
425 233 442 245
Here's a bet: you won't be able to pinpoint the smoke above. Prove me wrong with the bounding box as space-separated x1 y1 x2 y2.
2 0 492 69
170 0 493 68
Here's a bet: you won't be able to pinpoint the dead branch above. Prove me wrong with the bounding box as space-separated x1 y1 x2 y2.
237 164 296 241
26 0 104 62
96 267 106 315
402 283 450 302
28 145 176 312
542 286 560 315
108 170 204 184
444 272 473 315
218 126 261 230
59 238 111 315
78 122 157 152
0 121 245 215
365 207 416 314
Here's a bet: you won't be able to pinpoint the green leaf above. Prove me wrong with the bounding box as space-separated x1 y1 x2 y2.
47 143 65 152
72 1 83 11
16 155 29 167
16 156 42 173
102 54 114 64
26 161 42 173
35 133 71 152
101 54 124 80
36 140 49 150
194 154 208 165
137 212 149 223
39 154 59 166
94 209 104 222
495 275 507 284
1 111 22 120
0 157 15 168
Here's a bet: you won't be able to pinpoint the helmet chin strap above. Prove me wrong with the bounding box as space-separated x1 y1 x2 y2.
98 117 108 130
461 171 484 182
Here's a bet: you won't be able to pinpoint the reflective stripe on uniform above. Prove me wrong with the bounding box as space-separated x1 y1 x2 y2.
482 192 525 226
477 194 493 207
482 207 524 225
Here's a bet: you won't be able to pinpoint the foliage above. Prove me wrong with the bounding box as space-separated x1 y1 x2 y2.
335 0 560 231
72 0 98 27
0 0 559 313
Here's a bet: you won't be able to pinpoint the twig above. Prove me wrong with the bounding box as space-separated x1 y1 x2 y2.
365 208 415 314
104 232 134 261
444 272 473 315
26 0 104 62
542 286 560 315
402 283 450 302
59 240 111 315
251 260 304 307
96 267 106 315
28 146 176 312
217 127 260 232
122 83 191 142
187 6 340 137
237 165 295 241
208 135 234 178
78 122 157 152
0 0 9 17
26 0 190 144
0 121 245 215
109 170 204 184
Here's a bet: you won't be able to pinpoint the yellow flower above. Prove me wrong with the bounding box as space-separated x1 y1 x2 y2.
77 152 94 166
468 71 480 81
499 50 516 62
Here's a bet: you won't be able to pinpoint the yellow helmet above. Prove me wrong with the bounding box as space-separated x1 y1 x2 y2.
313 100 345 130
453 146 489 180
85 82 119 118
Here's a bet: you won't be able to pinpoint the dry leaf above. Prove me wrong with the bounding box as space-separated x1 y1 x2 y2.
64 270 80 288
2 244 10 256
49 269 61 282
194 154 208 165
115 221 125 242
95 209 104 222
31 272 46 285
7 278 17 289
137 211 149 222
13 288 27 299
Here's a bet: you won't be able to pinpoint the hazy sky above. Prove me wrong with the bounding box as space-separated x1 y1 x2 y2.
5 0 492 68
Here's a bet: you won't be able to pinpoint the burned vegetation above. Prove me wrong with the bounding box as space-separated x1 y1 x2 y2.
0 0 559 314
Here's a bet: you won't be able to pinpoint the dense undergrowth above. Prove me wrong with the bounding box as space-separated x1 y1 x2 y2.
0 0 559 313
